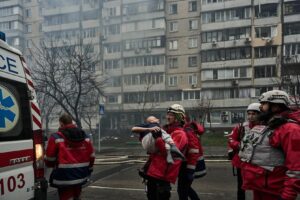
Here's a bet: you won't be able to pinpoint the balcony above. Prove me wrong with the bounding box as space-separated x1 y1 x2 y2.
201 0 250 12
283 55 300 65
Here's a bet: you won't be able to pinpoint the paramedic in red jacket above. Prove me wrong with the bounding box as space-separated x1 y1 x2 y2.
45 113 95 200
177 115 205 200
239 90 300 200
227 102 261 200
146 104 188 200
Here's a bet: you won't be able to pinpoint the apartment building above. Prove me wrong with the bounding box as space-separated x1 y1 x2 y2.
165 0 202 116
282 0 300 97
0 0 41 54
1 0 299 132
40 0 102 128
102 0 296 132
101 0 166 131
199 0 283 128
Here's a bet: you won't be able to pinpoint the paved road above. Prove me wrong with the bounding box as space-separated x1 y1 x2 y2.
81 161 252 200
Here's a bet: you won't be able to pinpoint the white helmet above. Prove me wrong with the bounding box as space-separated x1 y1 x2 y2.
167 104 185 115
258 90 290 106
247 103 261 112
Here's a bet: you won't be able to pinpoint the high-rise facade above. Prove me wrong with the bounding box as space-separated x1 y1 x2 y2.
1 0 299 132
0 0 42 54
101 0 167 131
102 0 297 132
282 0 300 97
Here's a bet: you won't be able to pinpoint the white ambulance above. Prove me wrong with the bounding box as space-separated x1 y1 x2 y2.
0 32 47 199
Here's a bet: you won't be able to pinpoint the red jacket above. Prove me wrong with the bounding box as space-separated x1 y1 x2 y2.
146 122 188 184
228 122 256 168
242 110 300 200
184 121 204 171
45 124 95 188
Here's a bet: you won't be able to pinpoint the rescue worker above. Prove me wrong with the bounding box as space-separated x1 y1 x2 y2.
239 90 300 200
146 104 188 200
45 113 95 200
177 115 205 200
227 103 261 200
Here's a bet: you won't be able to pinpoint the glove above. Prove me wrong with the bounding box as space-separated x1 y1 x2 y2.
151 130 162 139
186 168 195 182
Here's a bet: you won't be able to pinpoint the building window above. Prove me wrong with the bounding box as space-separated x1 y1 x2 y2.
105 43 121 54
25 8 32 18
202 67 249 81
169 40 178 50
202 27 251 43
104 59 120 70
255 87 273 97
107 95 118 104
255 4 277 18
188 74 197 85
284 2 300 15
231 111 245 124
188 1 197 12
202 7 251 24
207 111 221 123
124 55 165 67
188 56 197 67
26 40 32 48
254 46 277 58
201 47 251 62
188 38 198 48
104 24 120 35
183 90 200 100
169 76 178 86
255 26 277 38
285 43 300 56
202 0 231 5
124 73 164 86
26 24 32 33
284 22 300 35
107 77 121 87
12 37 20 46
124 36 165 50
169 21 178 32
254 65 276 78
169 3 178 14
189 20 198 30
168 57 178 68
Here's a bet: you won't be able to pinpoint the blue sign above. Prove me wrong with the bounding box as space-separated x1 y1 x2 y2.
0 85 19 132
99 104 104 115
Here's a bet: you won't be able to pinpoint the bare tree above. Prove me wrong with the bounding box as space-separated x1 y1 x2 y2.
187 97 213 129
126 71 161 121
37 92 57 135
136 72 160 119
30 39 107 128
271 74 300 108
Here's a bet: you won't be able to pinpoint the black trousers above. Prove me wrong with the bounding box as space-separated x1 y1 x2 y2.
237 168 245 200
146 177 171 200
177 164 200 200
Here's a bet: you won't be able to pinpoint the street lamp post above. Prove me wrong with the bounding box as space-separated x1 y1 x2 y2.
98 104 104 152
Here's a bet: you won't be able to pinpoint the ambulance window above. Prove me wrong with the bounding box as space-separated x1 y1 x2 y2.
0 78 32 141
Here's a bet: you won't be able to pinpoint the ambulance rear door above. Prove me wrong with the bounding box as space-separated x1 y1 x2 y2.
0 43 35 200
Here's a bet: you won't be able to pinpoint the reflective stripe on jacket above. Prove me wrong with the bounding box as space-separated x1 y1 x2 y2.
46 128 95 188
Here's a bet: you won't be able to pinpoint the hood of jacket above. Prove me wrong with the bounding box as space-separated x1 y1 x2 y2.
59 124 86 142
163 122 183 134
284 109 300 124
